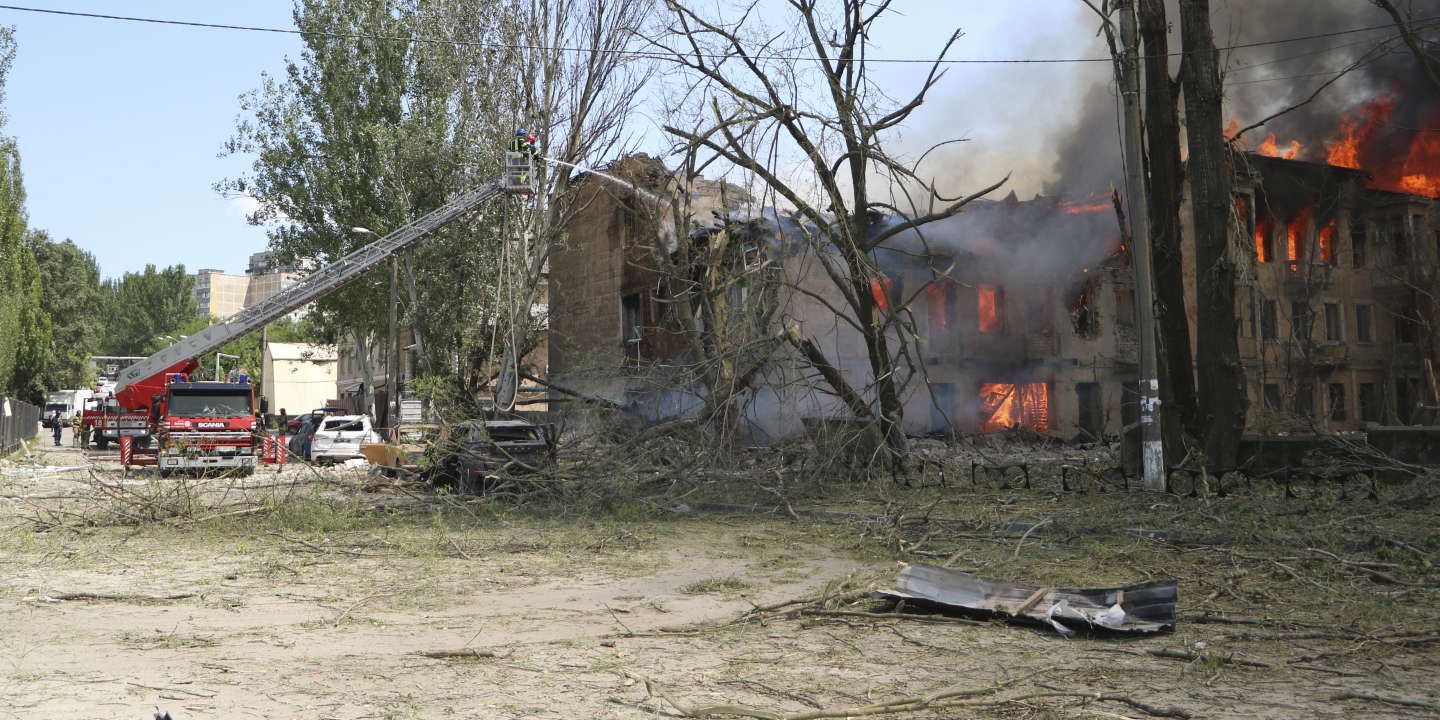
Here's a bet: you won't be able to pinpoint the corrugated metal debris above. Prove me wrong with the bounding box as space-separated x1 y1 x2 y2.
881 563 1176 635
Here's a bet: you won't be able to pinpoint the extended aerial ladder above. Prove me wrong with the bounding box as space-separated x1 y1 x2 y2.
117 166 531 394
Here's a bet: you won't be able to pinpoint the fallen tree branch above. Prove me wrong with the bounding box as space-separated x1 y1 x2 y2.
45 592 194 603
644 673 1019 720
1332 690 1440 713
413 649 497 660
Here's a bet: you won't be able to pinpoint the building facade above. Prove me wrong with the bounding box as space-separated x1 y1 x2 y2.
549 154 1438 442
191 251 300 320
261 342 337 417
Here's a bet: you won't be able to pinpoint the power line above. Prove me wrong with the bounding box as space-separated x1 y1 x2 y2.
0 3 1434 66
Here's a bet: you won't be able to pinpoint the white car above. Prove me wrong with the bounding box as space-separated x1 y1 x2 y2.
309 415 380 463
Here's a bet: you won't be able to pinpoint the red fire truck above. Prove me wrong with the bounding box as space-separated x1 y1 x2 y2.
83 360 192 450
100 169 524 476
146 369 263 476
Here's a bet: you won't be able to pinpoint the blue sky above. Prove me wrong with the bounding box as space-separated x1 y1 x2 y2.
2 1 1104 279
5 2 301 279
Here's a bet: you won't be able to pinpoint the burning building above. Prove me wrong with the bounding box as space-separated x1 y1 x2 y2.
549 135 1438 442
549 156 1144 441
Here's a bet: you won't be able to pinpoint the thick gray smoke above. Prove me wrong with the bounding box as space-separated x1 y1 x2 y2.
1217 0 1434 153
874 197 1121 296
906 1 1436 199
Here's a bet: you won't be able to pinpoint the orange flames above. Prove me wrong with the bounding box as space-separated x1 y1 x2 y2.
978 284 1001 334
979 383 1051 432
1254 214 1272 263
1258 132 1302 159
1224 117 1241 140
1321 94 1440 197
1286 206 1311 265
869 276 892 313
1397 126 1440 196
1318 218 1336 265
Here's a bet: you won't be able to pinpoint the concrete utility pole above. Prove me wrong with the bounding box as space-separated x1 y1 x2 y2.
387 255 401 440
1117 0 1166 491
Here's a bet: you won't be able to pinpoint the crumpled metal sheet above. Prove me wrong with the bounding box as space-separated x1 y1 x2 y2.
880 563 1177 634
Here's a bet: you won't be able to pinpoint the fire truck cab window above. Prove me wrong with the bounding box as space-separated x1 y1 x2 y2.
168 391 252 418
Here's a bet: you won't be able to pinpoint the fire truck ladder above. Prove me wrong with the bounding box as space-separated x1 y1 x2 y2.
117 178 513 393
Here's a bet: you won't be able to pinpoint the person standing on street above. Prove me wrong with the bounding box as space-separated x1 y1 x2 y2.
51 412 62 446
70 413 83 447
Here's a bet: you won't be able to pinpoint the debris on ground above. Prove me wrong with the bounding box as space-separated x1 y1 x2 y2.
879 562 1177 634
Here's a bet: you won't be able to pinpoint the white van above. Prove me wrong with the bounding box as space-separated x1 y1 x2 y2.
43 389 94 427
309 414 380 463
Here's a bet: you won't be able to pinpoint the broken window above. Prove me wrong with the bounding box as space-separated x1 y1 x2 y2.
1115 287 1135 328
1255 213 1274 264
1318 219 1336 266
1397 307 1420 344
1355 303 1373 343
1328 383 1347 421
1358 382 1379 423
1351 222 1368 267
1285 208 1309 275
978 284 1003 334
926 279 957 334
1291 301 1312 342
1261 300 1278 340
1393 220 1409 264
1076 382 1102 441
978 382 1049 432
1263 384 1282 411
1324 302 1342 342
1295 384 1314 418
621 293 642 360
1071 280 1099 338
1396 378 1418 424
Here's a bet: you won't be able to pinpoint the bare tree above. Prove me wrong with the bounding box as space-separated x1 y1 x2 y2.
414 0 653 404
1179 0 1248 469
653 0 1006 469
1373 0 1440 93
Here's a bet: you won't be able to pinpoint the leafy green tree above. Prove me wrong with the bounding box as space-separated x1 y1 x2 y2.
28 231 103 390
99 264 199 357
0 135 32 397
223 0 509 416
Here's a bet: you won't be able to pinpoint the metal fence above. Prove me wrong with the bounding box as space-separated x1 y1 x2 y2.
0 395 41 456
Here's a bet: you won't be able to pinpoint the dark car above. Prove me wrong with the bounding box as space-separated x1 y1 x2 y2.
286 415 321 460
433 418 555 491
288 405 346 433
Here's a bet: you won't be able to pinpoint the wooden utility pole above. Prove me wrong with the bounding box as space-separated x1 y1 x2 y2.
1117 0 1166 491
388 256 400 440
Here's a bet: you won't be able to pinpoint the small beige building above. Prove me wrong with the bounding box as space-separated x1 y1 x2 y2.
262 342 337 416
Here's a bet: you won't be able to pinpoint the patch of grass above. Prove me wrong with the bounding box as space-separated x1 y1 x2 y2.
679 576 754 595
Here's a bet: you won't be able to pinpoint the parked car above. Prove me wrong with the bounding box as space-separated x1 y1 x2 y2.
309 414 381 463
286 415 319 459
432 417 555 490
288 405 346 433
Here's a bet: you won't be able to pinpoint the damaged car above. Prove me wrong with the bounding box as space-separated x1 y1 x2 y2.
432 417 555 489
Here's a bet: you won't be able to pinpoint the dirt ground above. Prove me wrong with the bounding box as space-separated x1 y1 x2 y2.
2 428 1438 719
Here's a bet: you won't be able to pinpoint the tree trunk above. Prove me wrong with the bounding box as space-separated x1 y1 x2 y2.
352 328 378 421
1139 0 1199 459
1179 0 1247 469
